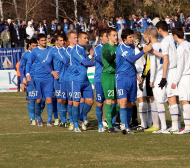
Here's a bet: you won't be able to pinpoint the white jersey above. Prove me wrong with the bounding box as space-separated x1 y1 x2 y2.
173 41 190 84
149 42 163 83
135 47 146 74
161 35 177 69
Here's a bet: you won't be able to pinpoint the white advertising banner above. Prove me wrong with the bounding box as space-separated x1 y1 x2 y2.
0 70 18 92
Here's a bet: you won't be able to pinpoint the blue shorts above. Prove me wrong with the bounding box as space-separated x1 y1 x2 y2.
66 81 72 101
94 82 105 103
72 81 94 102
54 79 62 99
33 77 54 99
26 77 38 100
116 75 137 102
61 81 67 101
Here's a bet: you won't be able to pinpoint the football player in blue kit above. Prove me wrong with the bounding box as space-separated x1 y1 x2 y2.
26 34 54 126
116 28 152 134
19 38 38 125
45 34 69 127
70 32 95 132
93 29 108 132
63 31 78 130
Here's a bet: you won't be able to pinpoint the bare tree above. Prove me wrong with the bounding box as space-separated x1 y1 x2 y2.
73 0 77 21
0 0 4 21
56 0 59 21
13 0 20 24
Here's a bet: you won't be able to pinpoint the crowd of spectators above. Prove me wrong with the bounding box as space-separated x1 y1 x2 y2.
0 12 190 48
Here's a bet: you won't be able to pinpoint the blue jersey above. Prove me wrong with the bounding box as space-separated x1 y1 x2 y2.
70 43 90 82
27 46 52 79
94 43 104 82
64 46 73 81
20 50 35 78
45 46 63 74
64 23 68 34
58 46 68 82
116 42 137 76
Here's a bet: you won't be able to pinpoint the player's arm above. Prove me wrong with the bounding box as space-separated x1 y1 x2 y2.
45 50 59 79
152 50 163 58
171 50 184 89
26 51 35 82
58 49 69 66
75 48 95 67
94 48 102 64
124 45 152 63
149 53 156 87
19 55 27 85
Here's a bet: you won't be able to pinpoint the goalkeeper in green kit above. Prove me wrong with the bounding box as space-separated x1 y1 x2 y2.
101 28 120 133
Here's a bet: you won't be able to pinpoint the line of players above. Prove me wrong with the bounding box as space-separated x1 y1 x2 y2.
19 20 190 134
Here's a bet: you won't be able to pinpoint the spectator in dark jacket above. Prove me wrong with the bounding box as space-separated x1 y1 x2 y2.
98 17 108 30
50 20 56 36
60 18 69 35
19 23 27 47
87 26 96 48
43 19 50 35
11 24 21 47
73 20 80 33
55 25 66 39
174 15 182 28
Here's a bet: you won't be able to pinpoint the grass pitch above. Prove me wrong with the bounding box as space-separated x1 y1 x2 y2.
0 92 190 168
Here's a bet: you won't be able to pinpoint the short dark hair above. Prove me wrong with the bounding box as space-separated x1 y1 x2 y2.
121 28 134 41
37 33 46 41
55 34 64 41
106 28 117 36
156 21 168 32
99 28 107 37
171 27 184 39
78 32 87 38
29 38 37 45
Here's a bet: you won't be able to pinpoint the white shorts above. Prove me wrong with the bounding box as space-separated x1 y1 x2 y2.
153 76 167 103
166 68 179 98
178 75 190 101
137 75 147 98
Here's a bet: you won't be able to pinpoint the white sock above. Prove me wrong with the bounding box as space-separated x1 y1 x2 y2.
150 100 159 128
183 104 190 130
178 104 181 129
170 104 179 130
139 102 147 128
147 102 152 127
157 102 167 130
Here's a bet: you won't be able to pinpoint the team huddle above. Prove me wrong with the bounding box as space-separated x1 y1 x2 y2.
19 20 190 134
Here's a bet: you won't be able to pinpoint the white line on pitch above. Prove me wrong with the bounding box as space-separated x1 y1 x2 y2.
0 96 25 99
0 130 97 136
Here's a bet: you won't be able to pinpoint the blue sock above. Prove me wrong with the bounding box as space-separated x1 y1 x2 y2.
96 105 103 126
27 103 32 119
40 98 46 114
61 104 67 123
57 102 63 123
53 98 58 119
29 99 35 120
72 106 79 127
82 103 92 122
126 107 133 129
47 103 53 123
68 104 73 123
112 114 117 127
79 102 85 121
35 103 42 121
120 108 127 126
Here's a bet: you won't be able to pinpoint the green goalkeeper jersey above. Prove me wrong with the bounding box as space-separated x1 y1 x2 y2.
101 42 117 74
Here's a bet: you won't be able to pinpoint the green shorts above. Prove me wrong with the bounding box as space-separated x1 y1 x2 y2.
101 73 118 100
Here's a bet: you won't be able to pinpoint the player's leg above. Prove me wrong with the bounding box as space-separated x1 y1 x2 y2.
181 101 190 133
138 97 147 129
67 81 74 130
81 82 94 130
60 81 68 128
43 78 54 126
79 98 85 121
146 98 153 128
111 99 120 131
52 98 59 126
35 99 42 126
72 81 82 132
145 96 160 132
94 82 105 132
131 103 138 127
40 98 46 115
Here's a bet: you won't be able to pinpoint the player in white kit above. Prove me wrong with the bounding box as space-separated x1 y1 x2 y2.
152 21 181 134
171 27 190 134
149 28 167 133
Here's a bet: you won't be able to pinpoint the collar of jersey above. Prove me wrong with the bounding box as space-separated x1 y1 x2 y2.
123 42 131 48
38 46 47 50
100 43 105 47
77 43 84 48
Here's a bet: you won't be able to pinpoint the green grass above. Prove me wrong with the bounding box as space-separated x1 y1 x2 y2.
0 92 190 168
